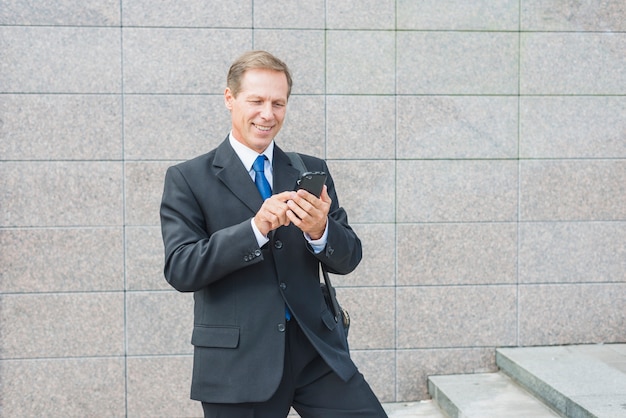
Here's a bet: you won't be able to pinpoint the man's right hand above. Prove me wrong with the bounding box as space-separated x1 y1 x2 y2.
253 191 293 237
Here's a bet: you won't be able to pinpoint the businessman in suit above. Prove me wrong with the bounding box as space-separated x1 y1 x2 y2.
160 51 386 417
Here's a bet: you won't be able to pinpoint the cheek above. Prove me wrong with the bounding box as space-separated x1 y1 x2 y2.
236 110 251 126
275 109 287 122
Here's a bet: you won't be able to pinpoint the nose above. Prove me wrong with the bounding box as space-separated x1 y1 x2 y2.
260 102 273 120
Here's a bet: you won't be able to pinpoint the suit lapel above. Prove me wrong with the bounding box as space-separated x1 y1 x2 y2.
213 139 262 214
272 146 302 195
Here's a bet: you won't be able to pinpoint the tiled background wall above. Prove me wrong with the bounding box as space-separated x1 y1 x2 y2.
1 1 625 416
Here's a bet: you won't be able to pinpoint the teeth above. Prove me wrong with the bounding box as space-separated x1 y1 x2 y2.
254 124 272 131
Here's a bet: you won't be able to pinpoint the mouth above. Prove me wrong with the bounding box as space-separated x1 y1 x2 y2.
253 123 273 132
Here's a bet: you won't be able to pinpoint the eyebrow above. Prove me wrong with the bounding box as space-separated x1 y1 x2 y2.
247 95 286 103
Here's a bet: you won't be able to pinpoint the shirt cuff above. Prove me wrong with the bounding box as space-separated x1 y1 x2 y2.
304 223 329 254
251 219 270 248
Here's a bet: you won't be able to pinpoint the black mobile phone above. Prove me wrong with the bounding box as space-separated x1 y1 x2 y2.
296 171 326 198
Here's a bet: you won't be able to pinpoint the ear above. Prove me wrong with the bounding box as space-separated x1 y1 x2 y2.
224 88 233 110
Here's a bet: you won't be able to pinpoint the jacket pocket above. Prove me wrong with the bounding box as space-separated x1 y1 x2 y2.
191 325 240 348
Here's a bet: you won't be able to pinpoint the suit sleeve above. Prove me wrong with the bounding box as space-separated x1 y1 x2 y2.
314 159 362 275
159 165 262 292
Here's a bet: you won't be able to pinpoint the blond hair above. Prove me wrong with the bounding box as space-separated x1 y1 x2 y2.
227 50 293 98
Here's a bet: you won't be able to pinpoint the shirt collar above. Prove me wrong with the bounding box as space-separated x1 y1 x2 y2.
228 132 275 172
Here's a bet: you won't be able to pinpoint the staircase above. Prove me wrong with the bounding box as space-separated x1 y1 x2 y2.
428 344 626 418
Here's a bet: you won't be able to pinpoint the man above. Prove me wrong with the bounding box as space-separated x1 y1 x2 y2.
160 50 386 417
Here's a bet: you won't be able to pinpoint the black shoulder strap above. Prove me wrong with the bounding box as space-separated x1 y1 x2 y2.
286 151 306 174
286 152 342 323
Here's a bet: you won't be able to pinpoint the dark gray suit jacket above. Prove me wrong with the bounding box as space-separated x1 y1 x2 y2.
159 138 362 403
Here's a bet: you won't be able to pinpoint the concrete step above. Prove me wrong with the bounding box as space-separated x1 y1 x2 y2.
428 344 626 418
497 344 626 418
428 372 561 417
289 400 446 417
383 400 447 417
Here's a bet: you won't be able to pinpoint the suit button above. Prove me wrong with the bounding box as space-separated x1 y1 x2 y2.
280 282 287 290
254 249 261 257
277 323 286 332
243 255 250 262
274 240 283 249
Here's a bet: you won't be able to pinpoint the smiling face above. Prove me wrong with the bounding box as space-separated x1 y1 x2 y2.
225 68 289 153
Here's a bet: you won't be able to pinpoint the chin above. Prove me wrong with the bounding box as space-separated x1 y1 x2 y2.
250 139 272 152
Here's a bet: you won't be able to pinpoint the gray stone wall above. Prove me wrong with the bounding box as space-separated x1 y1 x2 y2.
1 1 625 416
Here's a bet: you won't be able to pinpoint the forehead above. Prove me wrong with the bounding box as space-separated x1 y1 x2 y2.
239 68 289 98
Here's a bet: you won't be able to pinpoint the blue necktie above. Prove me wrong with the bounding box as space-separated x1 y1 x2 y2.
253 155 271 200
252 155 291 320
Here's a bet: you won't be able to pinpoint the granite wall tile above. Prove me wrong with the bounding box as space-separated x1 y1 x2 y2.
397 223 517 286
520 33 626 95
126 226 169 291
339 223 395 287
326 31 395 94
0 162 123 227
127 356 200 417
0 0 120 26
397 96 518 159
126 291 194 355
327 95 396 160
520 222 626 284
397 160 518 223
1 94 122 160
0 228 124 293
519 284 626 346
254 30 326 95
125 161 173 226
338 287 395 350
397 32 519 95
520 96 626 159
122 0 251 27
327 0 395 29
326 160 396 223
520 160 626 221
0 26 121 93
397 0 519 30
254 0 324 29
1 292 124 358
277 95 326 158
123 28 250 94
1 358 125 417
397 348 496 400
521 0 626 31
396 286 517 348
124 94 228 161
350 350 396 402
2 0 625 409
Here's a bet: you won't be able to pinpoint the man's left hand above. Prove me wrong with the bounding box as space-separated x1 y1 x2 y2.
286 185 331 240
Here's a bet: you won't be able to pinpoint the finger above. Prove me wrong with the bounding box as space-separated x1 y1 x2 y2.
257 199 291 232
286 199 307 220
295 188 319 205
267 205 289 226
286 209 301 226
261 195 289 214
320 185 331 204
272 191 294 202
265 211 289 231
